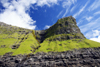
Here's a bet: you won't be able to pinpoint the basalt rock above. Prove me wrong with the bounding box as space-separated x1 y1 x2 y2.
1 47 100 67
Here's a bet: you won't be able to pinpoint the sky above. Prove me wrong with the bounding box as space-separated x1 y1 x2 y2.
0 0 100 42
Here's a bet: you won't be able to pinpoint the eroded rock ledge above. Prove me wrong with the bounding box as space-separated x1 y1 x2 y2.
0 47 100 67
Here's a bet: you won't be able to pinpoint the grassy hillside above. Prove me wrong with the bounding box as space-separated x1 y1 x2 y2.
0 22 40 55
35 38 100 53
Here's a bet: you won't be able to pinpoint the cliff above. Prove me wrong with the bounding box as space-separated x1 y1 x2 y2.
0 16 100 67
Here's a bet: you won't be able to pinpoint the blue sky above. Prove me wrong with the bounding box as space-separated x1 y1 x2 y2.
0 0 100 42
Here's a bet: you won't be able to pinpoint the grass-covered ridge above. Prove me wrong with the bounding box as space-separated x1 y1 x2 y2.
35 39 100 53
0 30 40 55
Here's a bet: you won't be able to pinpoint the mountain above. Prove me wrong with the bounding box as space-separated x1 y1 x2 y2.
0 16 100 56
45 16 85 40
35 16 100 53
0 16 100 67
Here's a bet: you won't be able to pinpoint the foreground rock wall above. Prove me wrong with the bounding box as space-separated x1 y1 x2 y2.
0 47 100 67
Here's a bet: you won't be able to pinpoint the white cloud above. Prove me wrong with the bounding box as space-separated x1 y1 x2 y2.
92 30 100 37
86 16 93 21
57 10 63 18
94 11 100 15
85 31 93 39
62 0 71 8
88 0 100 11
72 0 77 4
62 9 69 17
0 0 37 29
77 20 83 26
36 0 58 7
70 5 76 12
62 0 77 8
90 30 100 42
0 9 36 29
44 25 51 29
90 36 100 43
79 17 100 42
62 0 77 17
85 30 100 39
80 17 100 34
73 1 89 18
0 0 59 29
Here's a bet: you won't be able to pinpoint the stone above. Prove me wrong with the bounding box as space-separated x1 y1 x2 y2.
1 47 100 67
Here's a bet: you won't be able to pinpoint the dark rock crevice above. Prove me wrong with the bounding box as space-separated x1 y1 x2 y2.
35 30 46 43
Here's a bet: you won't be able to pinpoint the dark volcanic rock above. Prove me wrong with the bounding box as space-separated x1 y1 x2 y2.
1 47 100 67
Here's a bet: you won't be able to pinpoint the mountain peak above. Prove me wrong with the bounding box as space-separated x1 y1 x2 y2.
58 16 76 25
44 16 85 41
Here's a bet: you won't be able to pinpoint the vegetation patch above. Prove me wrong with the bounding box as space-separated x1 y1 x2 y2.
35 39 100 53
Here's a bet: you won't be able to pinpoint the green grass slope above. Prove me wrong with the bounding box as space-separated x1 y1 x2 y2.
0 22 40 55
35 38 100 53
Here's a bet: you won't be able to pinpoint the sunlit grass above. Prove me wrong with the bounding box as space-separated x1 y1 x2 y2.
0 30 40 55
35 39 100 53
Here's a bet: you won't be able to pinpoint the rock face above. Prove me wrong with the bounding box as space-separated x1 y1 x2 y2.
45 16 85 41
1 47 100 67
34 16 86 42
35 30 46 43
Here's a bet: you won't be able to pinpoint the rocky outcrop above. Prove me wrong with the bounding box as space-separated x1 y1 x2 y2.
35 30 46 43
45 16 85 41
1 47 100 67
